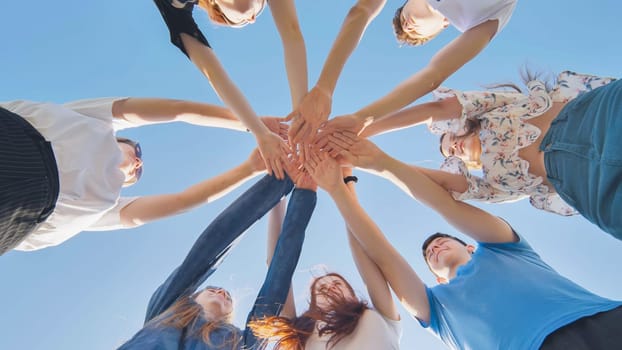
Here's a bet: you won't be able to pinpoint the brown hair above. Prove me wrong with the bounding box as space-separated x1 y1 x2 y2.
249 273 369 350
392 4 443 47
149 292 239 347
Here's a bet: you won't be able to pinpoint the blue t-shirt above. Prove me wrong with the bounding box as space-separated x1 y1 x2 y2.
420 234 621 350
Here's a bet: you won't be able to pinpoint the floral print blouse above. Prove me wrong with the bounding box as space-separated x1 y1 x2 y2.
428 71 616 215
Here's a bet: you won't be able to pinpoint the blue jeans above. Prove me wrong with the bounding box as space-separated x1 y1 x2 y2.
120 175 316 349
540 79 622 240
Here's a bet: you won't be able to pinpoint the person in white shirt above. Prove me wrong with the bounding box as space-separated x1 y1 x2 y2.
314 0 519 142
0 97 285 254
249 168 401 350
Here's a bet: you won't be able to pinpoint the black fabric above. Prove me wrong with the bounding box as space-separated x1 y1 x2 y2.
153 0 211 58
540 305 622 350
0 107 60 255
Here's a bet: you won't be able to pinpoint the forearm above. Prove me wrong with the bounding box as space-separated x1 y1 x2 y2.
330 185 429 320
361 100 444 137
315 0 386 95
283 37 309 108
114 97 247 130
121 161 262 227
181 34 270 136
356 66 444 122
244 189 317 346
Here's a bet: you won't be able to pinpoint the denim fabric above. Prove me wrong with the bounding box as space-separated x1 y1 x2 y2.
540 79 622 240
118 175 317 349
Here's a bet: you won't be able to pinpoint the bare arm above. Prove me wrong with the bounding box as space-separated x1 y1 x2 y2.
355 20 499 124
288 0 387 143
355 141 514 243
269 0 308 107
119 149 265 227
344 179 399 321
180 34 288 179
111 97 247 130
360 96 461 137
306 154 429 322
265 199 297 319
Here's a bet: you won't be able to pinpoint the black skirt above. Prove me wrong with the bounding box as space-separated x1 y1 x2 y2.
0 107 59 254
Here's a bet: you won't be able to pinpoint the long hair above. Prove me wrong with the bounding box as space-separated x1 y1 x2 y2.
249 273 369 350
149 293 239 348
438 66 557 167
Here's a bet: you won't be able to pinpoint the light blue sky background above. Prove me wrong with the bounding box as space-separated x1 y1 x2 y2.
1 1 621 349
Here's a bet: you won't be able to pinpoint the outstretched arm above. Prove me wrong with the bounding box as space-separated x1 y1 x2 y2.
265 199 297 319
112 98 288 136
326 20 499 135
119 149 265 227
152 0 288 178
269 0 308 108
288 0 387 143
306 153 429 322
336 136 515 244
359 96 461 137
244 186 317 348
342 169 399 321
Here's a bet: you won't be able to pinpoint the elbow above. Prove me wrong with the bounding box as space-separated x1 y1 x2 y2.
422 66 447 92
349 0 386 22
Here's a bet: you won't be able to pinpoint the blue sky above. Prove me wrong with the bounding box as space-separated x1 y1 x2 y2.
1 1 621 349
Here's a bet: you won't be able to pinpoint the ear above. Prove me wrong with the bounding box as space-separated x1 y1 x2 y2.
467 245 476 254
442 17 450 28
436 276 449 284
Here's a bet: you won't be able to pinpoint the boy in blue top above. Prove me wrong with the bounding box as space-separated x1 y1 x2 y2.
305 135 622 350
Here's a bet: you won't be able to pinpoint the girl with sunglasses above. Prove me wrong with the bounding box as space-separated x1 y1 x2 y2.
0 95 287 254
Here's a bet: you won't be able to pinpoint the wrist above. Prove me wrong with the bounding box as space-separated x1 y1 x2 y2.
343 175 358 184
314 81 334 97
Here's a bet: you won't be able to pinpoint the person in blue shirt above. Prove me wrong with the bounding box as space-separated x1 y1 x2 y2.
304 139 622 350
118 169 317 349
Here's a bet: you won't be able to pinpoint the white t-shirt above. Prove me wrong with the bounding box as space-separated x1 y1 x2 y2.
428 0 517 33
0 98 139 251
304 309 401 350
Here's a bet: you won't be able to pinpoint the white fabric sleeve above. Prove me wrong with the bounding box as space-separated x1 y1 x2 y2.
86 196 140 231
62 97 135 131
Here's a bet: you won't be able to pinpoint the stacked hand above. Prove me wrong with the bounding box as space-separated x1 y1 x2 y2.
287 86 333 153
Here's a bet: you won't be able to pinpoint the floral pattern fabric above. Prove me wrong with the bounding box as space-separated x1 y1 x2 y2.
428 71 616 216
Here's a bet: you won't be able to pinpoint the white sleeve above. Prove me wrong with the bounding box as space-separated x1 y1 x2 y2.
85 196 140 231
62 97 135 131
383 314 403 344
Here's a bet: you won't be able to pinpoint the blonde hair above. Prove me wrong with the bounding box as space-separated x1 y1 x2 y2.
392 4 445 46
150 293 239 347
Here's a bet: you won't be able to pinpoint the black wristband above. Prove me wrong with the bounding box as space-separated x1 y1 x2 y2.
343 176 358 184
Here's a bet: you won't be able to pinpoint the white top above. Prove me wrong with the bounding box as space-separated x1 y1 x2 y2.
304 309 401 350
427 71 616 216
0 98 139 251
428 0 517 33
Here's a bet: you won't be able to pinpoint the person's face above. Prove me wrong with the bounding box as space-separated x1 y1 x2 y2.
440 132 482 164
117 142 143 183
400 1 448 39
194 287 233 318
424 237 474 283
313 275 355 310
215 0 266 27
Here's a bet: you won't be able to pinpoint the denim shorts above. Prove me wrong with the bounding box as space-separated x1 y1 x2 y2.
540 79 622 240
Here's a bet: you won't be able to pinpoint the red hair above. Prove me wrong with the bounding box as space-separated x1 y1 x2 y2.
249 273 369 350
